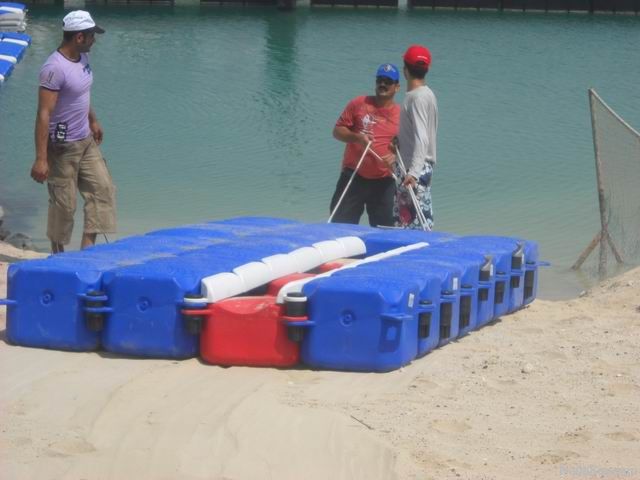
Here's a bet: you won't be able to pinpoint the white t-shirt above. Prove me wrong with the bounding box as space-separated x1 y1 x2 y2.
398 85 438 179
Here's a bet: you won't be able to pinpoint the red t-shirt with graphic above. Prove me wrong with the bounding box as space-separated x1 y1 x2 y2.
335 95 400 179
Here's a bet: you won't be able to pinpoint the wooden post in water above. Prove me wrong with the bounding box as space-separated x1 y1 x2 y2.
593 89 609 276
572 89 625 275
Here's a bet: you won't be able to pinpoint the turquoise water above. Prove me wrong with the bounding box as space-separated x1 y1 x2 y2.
1 6 639 299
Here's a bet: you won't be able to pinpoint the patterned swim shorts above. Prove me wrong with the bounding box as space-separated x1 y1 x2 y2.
392 162 434 231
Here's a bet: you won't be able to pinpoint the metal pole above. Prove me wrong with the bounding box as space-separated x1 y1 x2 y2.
328 142 372 223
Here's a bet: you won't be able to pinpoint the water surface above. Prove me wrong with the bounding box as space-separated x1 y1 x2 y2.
1 6 639 299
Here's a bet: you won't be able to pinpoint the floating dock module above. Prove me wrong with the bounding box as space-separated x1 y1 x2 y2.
101 235 365 359
5 257 113 351
0 216 542 372
381 254 462 347
0 32 31 46
0 30 31 84
412 254 480 337
335 260 444 358
301 272 423 372
0 58 13 82
197 296 299 367
420 245 496 328
0 40 25 63
454 236 528 315
101 240 303 358
0 3 27 32
3 218 303 352
268 243 430 371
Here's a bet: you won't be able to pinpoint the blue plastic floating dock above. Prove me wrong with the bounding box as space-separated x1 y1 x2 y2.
0 40 25 62
0 217 542 371
0 57 13 82
4 219 302 353
0 28 31 84
101 237 312 358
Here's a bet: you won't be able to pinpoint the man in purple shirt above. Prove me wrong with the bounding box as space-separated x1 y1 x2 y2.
30 10 116 253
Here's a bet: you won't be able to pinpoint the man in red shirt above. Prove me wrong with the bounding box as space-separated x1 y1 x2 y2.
329 64 400 227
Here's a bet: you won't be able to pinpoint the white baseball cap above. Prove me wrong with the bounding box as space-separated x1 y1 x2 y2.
62 10 105 34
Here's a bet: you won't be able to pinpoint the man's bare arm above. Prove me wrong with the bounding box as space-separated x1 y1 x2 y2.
31 87 58 183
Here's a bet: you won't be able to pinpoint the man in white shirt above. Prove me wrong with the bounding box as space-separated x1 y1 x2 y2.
394 44 438 230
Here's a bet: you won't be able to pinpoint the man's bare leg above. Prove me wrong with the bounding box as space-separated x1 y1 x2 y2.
81 232 97 250
51 241 64 254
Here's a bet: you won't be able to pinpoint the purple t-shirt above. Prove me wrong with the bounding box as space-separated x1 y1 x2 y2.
39 50 93 143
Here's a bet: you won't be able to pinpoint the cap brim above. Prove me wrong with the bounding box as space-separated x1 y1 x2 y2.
93 25 105 34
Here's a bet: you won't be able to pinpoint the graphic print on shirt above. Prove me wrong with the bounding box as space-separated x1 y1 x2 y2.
53 122 68 142
361 113 377 136
45 70 55 85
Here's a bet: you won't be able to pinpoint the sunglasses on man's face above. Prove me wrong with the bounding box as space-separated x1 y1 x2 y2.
376 77 396 86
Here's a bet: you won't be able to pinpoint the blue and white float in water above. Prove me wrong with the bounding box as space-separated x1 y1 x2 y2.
0 6 30 84
0 57 13 82
0 31 30 46
0 218 542 372
0 3 27 31
0 31 31 83
0 38 25 62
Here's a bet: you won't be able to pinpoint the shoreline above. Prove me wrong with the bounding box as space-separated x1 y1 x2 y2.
1 197 622 302
1 240 639 479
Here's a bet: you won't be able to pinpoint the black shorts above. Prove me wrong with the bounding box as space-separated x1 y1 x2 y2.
329 169 395 227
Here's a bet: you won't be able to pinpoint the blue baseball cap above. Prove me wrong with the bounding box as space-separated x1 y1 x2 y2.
376 63 399 82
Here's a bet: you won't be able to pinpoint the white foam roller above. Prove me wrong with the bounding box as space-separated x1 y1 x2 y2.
2 38 28 47
261 254 293 278
289 246 324 273
336 236 366 257
276 242 429 303
201 272 245 303
312 240 346 261
196 235 370 305
0 6 25 14
232 261 272 292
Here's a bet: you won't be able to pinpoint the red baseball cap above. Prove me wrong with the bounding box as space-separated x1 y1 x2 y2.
403 45 431 68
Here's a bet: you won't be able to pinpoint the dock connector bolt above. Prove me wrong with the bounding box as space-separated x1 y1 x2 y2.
282 292 308 343
85 290 107 332
181 294 208 335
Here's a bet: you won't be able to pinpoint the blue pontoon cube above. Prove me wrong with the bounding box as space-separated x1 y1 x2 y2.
301 272 422 372
100 239 308 358
5 257 113 351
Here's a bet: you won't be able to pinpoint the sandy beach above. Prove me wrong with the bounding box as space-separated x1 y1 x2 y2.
1 241 638 480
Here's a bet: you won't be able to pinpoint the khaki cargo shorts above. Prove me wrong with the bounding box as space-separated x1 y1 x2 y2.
47 135 116 245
